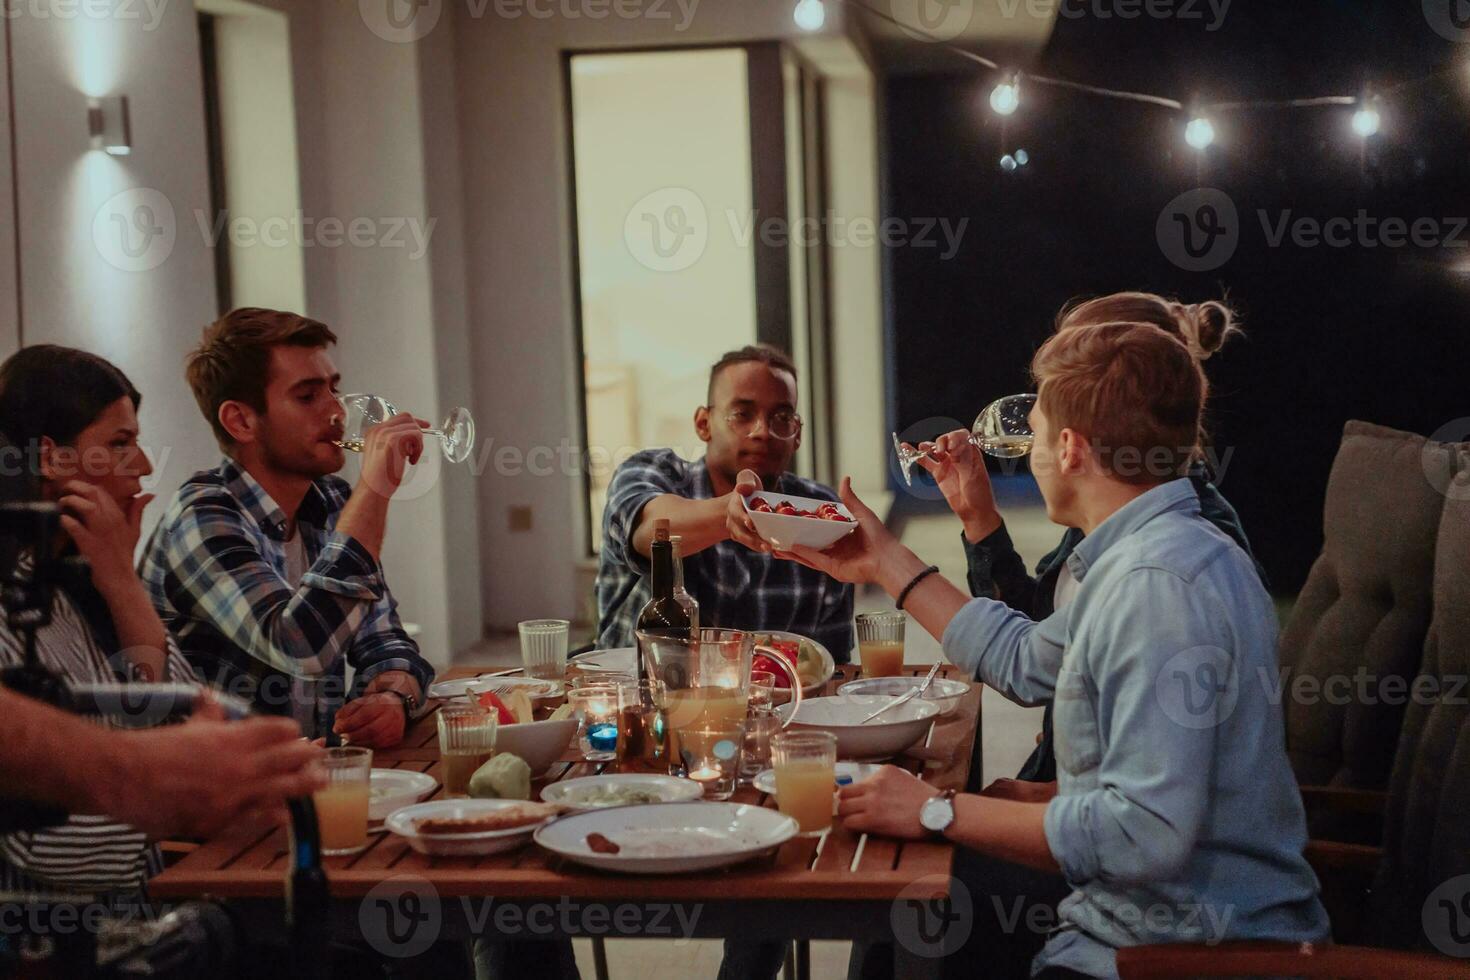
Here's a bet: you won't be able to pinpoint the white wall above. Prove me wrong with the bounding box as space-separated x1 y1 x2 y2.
0 0 482 667
0 18 20 358
451 1 882 629
7 3 222 508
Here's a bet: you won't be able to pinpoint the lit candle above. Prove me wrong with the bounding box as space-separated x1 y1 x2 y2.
689 766 723 784
587 722 618 753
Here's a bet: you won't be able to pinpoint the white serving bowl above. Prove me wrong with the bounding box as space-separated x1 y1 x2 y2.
837 676 970 717
776 695 940 761
368 769 438 822
741 491 857 552
385 799 552 857
491 718 577 775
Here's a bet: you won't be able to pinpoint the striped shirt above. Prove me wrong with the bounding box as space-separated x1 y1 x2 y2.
595 450 855 660
0 583 194 895
139 459 435 738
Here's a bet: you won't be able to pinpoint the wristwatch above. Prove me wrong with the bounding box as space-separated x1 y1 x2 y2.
919 789 957 838
383 689 420 725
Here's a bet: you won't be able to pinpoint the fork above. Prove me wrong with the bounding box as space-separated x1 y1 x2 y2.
861 662 943 724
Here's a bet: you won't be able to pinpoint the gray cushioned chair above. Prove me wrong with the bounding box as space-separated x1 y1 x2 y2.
1279 421 1459 790
1372 459 1470 952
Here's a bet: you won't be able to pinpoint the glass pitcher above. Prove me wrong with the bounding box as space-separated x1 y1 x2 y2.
636 627 805 776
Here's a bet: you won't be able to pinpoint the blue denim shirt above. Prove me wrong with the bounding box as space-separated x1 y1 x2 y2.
942 479 1328 978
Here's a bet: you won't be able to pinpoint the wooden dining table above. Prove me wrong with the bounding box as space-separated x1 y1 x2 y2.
150 662 983 979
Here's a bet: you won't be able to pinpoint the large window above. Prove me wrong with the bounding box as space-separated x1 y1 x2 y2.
568 46 829 552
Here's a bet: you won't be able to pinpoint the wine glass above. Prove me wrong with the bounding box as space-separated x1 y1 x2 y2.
892 393 1037 486
334 393 476 464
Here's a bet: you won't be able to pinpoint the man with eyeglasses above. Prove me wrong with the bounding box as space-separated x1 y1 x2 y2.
595 344 854 663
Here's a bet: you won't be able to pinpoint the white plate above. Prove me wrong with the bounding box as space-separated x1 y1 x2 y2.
570 648 637 672
575 635 837 697
837 676 970 717
751 762 883 798
385 799 554 857
428 675 562 700
742 490 858 552
369 769 438 821
540 774 705 812
534 802 798 875
777 695 940 761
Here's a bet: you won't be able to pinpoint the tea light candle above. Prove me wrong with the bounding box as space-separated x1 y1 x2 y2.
689 766 723 783
587 722 618 753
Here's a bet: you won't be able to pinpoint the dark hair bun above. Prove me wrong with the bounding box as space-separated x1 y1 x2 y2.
1176 300 1238 361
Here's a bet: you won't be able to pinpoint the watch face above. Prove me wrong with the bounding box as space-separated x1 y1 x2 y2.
920 796 953 833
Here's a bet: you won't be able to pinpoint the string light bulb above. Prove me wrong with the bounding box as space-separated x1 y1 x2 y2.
1185 116 1216 150
990 76 1020 116
793 0 825 31
1352 103 1381 138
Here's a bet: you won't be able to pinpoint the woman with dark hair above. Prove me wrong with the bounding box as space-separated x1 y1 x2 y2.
0 344 196 897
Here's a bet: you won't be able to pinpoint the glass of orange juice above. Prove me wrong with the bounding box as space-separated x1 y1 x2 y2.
314 746 372 856
437 702 498 797
771 731 838 835
856 612 906 678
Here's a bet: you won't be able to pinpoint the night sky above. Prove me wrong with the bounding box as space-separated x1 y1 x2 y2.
883 0 1470 593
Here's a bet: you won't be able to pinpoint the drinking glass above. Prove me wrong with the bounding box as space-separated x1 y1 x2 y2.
314 746 372 855
892 393 1038 486
772 731 838 835
683 722 743 800
616 679 667 770
519 619 570 681
740 713 781 786
855 612 906 678
335 392 476 464
568 685 621 762
747 669 778 716
437 702 498 797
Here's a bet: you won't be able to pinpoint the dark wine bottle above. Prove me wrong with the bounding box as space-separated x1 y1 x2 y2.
625 519 697 771
635 519 698 674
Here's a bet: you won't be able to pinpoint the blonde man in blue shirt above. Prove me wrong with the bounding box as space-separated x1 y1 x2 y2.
781 321 1327 979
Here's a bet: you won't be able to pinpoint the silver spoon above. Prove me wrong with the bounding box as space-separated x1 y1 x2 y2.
861 662 944 724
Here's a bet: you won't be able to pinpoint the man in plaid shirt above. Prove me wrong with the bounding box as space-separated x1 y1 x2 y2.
141 309 434 747
597 344 854 662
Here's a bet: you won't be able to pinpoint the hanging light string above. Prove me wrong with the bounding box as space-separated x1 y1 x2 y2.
810 0 1458 129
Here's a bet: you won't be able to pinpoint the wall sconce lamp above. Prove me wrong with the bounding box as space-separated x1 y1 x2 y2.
88 96 132 155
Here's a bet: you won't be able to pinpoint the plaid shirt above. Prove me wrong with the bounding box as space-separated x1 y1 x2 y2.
139 458 434 737
596 449 854 661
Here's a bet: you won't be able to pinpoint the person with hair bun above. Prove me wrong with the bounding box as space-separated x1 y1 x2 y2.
911 293 1266 792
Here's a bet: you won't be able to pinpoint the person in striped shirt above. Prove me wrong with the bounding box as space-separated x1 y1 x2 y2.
0 346 202 897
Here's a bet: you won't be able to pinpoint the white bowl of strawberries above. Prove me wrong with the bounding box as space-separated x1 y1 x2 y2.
742 490 858 552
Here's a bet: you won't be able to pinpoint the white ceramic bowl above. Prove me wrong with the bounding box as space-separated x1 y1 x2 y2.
492 718 577 775
368 769 438 821
534 802 798 875
837 676 970 717
385 799 552 857
776 695 940 761
741 491 857 552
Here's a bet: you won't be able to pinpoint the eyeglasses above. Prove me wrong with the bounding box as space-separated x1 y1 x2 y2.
719 407 802 440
